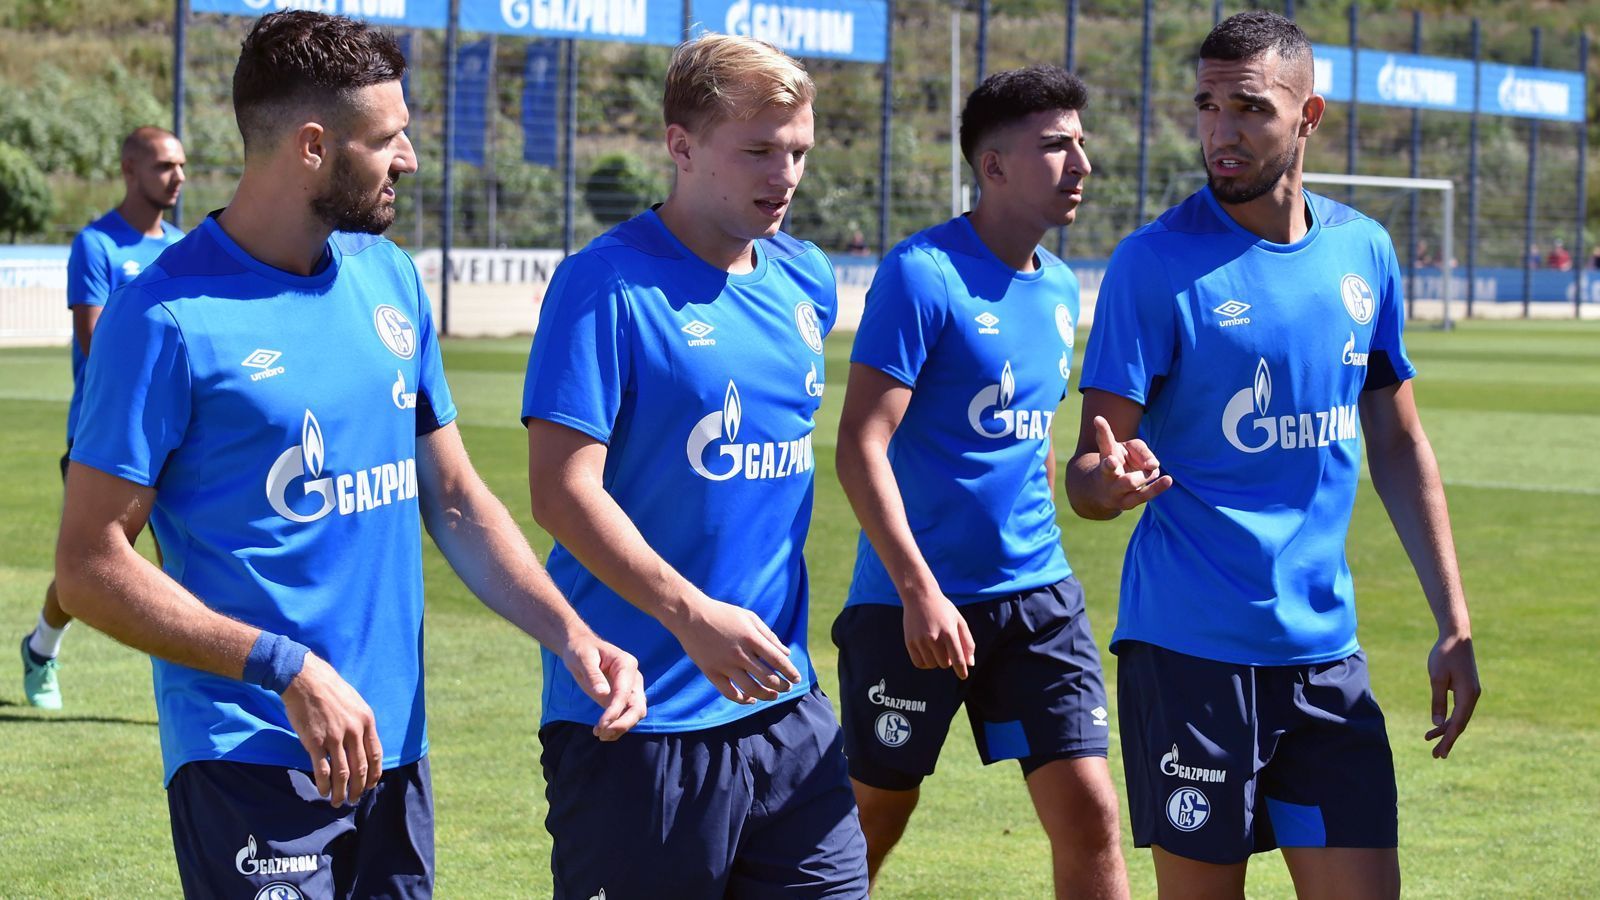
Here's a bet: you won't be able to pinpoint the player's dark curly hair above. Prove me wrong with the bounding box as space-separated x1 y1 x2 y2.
958 65 1088 169
233 10 407 155
1200 10 1311 67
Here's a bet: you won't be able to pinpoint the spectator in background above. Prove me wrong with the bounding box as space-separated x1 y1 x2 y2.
1526 243 1543 268
1590 246 1600 270
1414 239 1436 268
1546 239 1572 271
846 228 871 255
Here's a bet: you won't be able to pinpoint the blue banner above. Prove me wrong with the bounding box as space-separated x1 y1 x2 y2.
522 42 560 167
1479 62 1586 122
691 0 889 64
191 0 448 29
462 0 683 46
397 32 413 106
451 39 490 166
1313 43 1585 122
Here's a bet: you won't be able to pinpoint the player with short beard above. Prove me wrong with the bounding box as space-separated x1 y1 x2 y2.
21 126 185 710
1068 12 1480 898
53 12 644 898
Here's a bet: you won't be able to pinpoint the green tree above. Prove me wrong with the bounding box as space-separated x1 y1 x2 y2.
583 152 668 228
0 141 53 241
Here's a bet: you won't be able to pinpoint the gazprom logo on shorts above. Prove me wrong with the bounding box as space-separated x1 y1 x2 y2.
968 360 1055 441
265 410 419 523
1220 358 1358 454
1166 787 1211 832
868 678 927 713
874 711 912 747
1160 744 1226 783
236 834 318 877
686 381 815 482
373 304 417 359
1339 274 1375 325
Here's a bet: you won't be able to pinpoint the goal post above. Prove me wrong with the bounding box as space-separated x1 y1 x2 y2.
1301 172 1457 331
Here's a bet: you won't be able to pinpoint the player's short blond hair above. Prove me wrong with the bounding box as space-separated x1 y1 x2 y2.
663 33 815 133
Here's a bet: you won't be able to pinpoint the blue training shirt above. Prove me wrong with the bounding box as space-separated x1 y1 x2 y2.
1079 187 1415 666
846 215 1075 607
65 209 183 441
71 214 456 784
522 209 834 733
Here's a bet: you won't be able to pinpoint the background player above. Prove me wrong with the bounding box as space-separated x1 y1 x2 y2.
1067 12 1480 898
832 66 1127 899
20 125 185 710
523 33 869 899
54 13 643 897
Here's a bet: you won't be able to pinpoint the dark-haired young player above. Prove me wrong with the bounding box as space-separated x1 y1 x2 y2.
833 66 1127 899
54 12 642 897
21 126 185 710
1069 12 1479 899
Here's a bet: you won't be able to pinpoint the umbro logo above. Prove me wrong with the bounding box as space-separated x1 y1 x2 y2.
682 320 716 347
975 312 1000 335
1213 299 1251 327
242 349 285 382
1091 705 1108 727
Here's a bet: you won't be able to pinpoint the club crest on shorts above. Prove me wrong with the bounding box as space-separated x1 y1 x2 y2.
1166 786 1211 832
253 883 306 900
373 305 417 359
1339 274 1375 325
874 711 912 747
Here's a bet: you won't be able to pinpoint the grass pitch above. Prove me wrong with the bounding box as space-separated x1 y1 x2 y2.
1 320 1597 897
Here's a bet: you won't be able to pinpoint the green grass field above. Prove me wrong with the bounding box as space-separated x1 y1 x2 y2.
2 320 1597 897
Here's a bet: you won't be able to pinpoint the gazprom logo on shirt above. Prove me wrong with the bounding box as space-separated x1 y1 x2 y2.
265 410 418 523
685 381 815 482
1220 359 1359 454
968 360 1055 441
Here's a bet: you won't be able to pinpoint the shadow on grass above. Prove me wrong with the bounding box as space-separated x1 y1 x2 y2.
0 699 156 727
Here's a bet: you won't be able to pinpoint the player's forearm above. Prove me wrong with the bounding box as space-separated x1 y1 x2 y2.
55 536 259 679
530 473 708 627
1064 452 1121 520
1367 431 1472 638
422 480 592 653
835 436 941 603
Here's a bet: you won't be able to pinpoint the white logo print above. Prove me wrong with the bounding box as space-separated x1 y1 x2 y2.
725 0 859 58
1160 744 1227 783
875 711 912 747
373 305 417 359
682 320 717 347
254 885 306 900
1342 332 1369 367
1220 358 1358 454
1166 787 1211 832
1059 351 1071 380
265 410 419 523
968 360 1055 441
1090 705 1108 728
121 259 142 279
805 362 826 398
685 381 815 482
1213 299 1252 327
1055 304 1075 348
868 678 927 713
975 311 1000 335
588 891 606 900
392 369 418 409
795 302 824 354
1339 275 1375 325
242 349 285 382
236 834 318 877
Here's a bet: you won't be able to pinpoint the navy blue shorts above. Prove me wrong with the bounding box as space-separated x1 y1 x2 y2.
540 688 868 900
832 576 1110 791
166 757 434 899
1118 641 1398 864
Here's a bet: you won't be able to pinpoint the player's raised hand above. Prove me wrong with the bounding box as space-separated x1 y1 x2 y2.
560 634 647 740
670 596 802 704
280 652 382 806
1424 632 1480 758
1092 415 1172 510
902 588 976 679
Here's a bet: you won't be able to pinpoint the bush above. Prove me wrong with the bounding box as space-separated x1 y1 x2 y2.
583 152 668 228
0 141 53 241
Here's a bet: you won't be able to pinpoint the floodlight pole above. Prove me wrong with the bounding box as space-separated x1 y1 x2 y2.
172 0 187 229
950 12 961 218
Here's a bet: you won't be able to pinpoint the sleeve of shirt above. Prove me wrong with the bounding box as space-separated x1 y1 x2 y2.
67 288 191 486
409 258 457 435
1364 234 1417 392
66 230 111 309
1078 237 1177 405
849 246 948 388
521 252 633 443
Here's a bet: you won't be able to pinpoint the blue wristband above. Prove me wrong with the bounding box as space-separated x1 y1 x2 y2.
243 632 310 695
